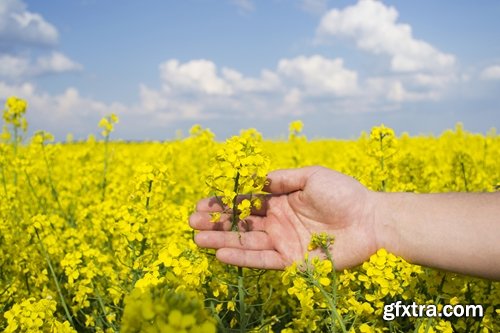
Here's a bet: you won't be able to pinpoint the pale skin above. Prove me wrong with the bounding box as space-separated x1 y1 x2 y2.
189 166 500 280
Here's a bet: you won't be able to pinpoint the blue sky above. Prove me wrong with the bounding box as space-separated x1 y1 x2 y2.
1 0 499 140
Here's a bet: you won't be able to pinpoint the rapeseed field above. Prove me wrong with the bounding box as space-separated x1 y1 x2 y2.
1 97 498 332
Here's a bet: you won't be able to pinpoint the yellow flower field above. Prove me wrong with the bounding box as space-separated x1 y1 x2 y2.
1 97 499 332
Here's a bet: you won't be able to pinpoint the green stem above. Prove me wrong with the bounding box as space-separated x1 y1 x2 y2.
13 126 18 154
139 180 153 257
209 300 228 333
145 179 153 210
13 126 18 186
0 164 7 197
94 283 118 332
41 143 67 219
324 247 338 305
23 266 31 294
131 179 154 287
35 230 75 327
237 266 247 333
322 244 344 333
231 172 240 232
102 135 109 201
312 279 346 333
460 161 469 192
24 169 46 213
231 171 248 331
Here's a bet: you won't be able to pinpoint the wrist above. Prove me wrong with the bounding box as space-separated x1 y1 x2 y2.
371 191 405 256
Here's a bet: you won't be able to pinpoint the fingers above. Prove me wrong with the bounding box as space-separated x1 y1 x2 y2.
264 166 322 194
216 248 286 270
194 230 273 250
195 197 227 212
189 212 266 231
189 212 233 231
195 194 269 216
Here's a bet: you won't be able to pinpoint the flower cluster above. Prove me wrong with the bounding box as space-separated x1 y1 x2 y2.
282 255 339 332
365 124 399 191
135 242 210 292
98 113 119 138
2 96 28 132
287 119 310 167
358 249 424 312
206 129 269 228
3 297 76 333
308 231 335 252
288 120 304 140
121 284 216 333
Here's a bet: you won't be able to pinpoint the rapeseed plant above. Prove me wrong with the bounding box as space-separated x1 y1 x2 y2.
99 113 119 201
204 129 271 332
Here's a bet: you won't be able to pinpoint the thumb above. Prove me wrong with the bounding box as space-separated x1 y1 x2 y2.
264 166 321 194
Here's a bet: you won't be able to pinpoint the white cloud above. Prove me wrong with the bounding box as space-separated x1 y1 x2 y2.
480 65 500 80
138 86 208 123
0 80 35 97
316 0 455 72
0 54 30 78
135 55 363 125
222 68 281 93
411 73 455 88
159 59 233 96
386 81 438 102
0 81 127 136
277 55 358 96
35 52 83 74
139 84 169 113
284 88 302 106
141 53 456 120
0 1 81 84
0 0 58 49
365 74 448 102
0 52 82 79
157 58 284 98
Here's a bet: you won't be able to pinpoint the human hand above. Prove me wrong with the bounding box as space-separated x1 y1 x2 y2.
189 166 379 270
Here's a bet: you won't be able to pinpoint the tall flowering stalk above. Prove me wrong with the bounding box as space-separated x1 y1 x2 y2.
2 96 28 153
2 96 28 186
281 233 347 333
368 125 397 191
288 120 307 167
205 129 269 332
98 113 119 201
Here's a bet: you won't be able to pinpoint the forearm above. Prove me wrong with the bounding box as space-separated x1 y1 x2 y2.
374 191 500 280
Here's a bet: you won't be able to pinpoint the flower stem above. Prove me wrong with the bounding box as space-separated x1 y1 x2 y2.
35 230 75 327
13 126 19 184
101 134 109 201
321 244 345 333
231 172 240 232
41 143 72 225
0 164 7 197
139 179 153 257
230 171 248 331
237 266 247 332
